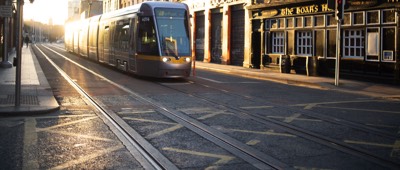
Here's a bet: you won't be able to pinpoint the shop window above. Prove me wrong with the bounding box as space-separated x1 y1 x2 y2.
304 16 312 27
287 18 294 28
366 28 379 61
314 15 324 27
295 17 303 27
367 10 379 24
272 32 285 54
343 13 351 25
343 29 364 59
382 27 396 62
271 19 278 29
327 14 336 26
296 31 313 56
264 20 270 30
382 9 396 24
353 12 364 25
315 30 324 57
278 18 285 28
327 29 337 58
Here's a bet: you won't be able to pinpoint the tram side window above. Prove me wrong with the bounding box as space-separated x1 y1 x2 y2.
137 17 158 55
115 22 130 52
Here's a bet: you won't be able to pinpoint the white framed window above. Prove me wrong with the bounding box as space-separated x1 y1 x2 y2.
272 32 285 54
314 15 325 27
326 14 336 27
304 16 313 27
343 29 364 59
278 18 285 28
381 27 396 62
271 19 278 29
353 12 364 25
295 17 303 27
296 31 313 56
286 18 294 28
366 10 380 25
343 13 351 25
366 28 379 61
382 9 396 24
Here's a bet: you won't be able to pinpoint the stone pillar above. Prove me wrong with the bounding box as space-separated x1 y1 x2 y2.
221 5 231 65
243 1 252 68
204 8 211 63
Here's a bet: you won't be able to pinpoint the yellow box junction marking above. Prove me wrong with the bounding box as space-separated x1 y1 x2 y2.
162 147 235 166
50 145 124 170
246 140 261 146
146 124 183 139
267 116 322 122
227 128 296 137
283 113 302 123
122 117 183 139
122 117 177 125
35 117 97 132
240 106 274 109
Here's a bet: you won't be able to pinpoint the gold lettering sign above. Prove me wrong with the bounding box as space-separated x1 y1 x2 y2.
281 4 332 16
261 9 278 18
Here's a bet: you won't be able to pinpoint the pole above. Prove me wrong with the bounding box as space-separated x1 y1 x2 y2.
335 19 341 86
15 0 23 106
334 0 345 87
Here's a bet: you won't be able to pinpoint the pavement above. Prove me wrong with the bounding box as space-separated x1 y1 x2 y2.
0 46 59 116
0 44 399 116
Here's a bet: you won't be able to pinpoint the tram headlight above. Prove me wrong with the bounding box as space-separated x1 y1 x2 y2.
162 57 169 62
185 57 191 63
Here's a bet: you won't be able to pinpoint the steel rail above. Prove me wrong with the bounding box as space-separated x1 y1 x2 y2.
40 44 286 169
157 77 400 169
34 44 177 170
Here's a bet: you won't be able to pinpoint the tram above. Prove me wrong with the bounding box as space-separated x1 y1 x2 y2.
65 2 192 78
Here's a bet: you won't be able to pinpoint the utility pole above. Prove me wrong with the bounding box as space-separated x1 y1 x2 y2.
328 0 345 86
15 0 24 106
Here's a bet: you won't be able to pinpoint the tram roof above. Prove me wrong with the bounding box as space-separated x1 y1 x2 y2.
101 2 188 20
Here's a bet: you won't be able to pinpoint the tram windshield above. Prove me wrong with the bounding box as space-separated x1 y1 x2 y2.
155 8 190 57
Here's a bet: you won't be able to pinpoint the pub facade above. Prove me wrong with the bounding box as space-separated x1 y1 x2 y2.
187 0 400 83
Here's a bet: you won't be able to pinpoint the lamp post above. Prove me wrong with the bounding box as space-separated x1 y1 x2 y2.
15 0 34 106
15 0 24 106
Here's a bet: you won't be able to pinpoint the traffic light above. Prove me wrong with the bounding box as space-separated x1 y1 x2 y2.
335 0 344 20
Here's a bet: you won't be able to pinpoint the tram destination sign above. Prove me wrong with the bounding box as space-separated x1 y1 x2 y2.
0 5 12 17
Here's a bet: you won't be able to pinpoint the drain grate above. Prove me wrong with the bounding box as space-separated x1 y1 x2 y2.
0 95 39 105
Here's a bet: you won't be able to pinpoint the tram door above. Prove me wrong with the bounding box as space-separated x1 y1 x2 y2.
128 17 137 72
103 26 110 64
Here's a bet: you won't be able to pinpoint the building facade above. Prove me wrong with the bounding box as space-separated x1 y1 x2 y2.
104 0 179 13
68 0 103 21
188 0 400 83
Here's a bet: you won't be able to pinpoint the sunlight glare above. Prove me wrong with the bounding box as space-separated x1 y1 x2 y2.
24 0 68 25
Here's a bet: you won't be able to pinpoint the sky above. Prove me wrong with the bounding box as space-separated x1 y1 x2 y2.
23 0 68 25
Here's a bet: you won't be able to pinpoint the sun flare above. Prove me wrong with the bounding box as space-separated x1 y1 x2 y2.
23 0 68 25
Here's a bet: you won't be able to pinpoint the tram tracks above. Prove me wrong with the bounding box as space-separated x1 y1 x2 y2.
155 75 400 169
36 44 287 169
34 44 177 170
36 44 400 169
